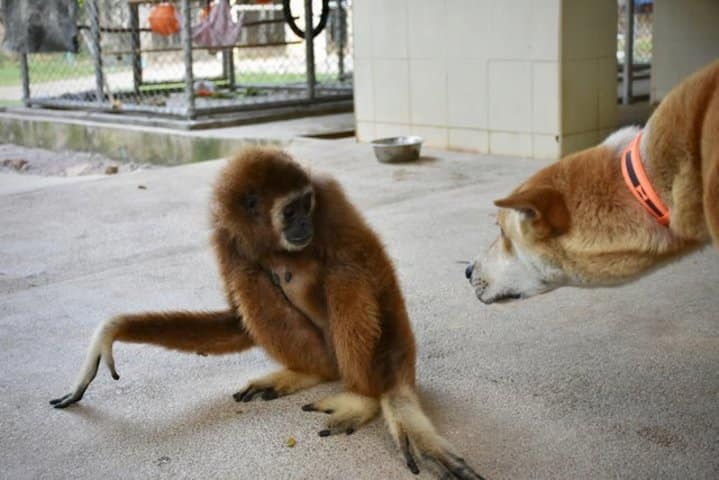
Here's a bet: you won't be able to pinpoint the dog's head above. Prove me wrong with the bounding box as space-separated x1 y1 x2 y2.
466 126 684 304
466 185 572 304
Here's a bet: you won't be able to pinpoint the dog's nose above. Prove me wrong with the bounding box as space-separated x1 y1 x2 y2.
465 263 474 279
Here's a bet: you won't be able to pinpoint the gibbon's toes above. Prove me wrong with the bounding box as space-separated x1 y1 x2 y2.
303 392 379 437
402 434 485 480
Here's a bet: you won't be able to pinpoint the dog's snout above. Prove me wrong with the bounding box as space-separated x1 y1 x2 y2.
465 263 474 279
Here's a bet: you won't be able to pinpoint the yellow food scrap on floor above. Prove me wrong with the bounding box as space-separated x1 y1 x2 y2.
286 436 296 448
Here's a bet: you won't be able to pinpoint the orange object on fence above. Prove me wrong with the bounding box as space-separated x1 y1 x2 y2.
149 2 180 36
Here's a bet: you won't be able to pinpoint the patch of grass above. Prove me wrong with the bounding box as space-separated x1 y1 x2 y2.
0 54 95 87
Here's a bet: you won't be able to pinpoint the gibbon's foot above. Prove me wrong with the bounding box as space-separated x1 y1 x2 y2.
302 392 380 436
233 369 323 403
401 435 485 480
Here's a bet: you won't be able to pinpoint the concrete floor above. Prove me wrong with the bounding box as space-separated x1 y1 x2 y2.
1 136 718 479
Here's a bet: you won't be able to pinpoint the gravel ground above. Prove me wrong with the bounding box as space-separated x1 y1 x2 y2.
0 144 153 177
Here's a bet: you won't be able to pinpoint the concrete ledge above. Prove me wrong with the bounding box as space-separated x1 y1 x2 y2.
0 111 354 165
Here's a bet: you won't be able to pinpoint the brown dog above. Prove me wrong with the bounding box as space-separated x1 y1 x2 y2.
467 60 719 303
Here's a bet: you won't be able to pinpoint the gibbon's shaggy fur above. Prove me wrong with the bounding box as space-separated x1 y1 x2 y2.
51 148 483 480
467 60 719 303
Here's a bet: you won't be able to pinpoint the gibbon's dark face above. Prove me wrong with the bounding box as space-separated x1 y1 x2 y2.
274 187 315 250
214 148 316 256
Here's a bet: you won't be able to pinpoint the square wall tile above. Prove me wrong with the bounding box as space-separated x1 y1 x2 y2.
487 0 532 59
371 0 408 58
355 122 376 143
490 131 532 157
562 59 599 134
489 60 532 132
449 128 489 153
353 59 374 122
446 0 491 59
408 0 447 58
373 59 410 123
448 59 488 129
533 133 560 159
375 123 412 139
411 125 448 149
532 61 560 134
352 0 373 59
530 1 560 60
410 59 448 126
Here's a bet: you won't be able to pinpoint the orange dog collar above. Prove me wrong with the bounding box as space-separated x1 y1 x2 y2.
621 132 670 226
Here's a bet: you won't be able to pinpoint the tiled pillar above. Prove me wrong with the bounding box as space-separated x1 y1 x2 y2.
559 0 618 155
652 0 719 102
352 0 617 160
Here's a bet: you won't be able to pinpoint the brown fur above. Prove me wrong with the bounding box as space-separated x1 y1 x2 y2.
493 60 719 287
52 148 481 479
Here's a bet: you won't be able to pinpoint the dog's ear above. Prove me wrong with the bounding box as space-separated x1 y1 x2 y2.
494 187 570 237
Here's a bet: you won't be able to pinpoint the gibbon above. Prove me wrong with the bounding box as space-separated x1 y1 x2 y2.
51 148 483 479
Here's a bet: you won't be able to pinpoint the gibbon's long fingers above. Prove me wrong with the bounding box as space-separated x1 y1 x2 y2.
233 369 324 403
49 355 101 408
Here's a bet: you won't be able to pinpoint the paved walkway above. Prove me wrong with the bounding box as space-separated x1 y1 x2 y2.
1 136 718 479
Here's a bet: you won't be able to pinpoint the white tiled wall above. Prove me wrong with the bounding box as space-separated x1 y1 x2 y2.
352 0 617 159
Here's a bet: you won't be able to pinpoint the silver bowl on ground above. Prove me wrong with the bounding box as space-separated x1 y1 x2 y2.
370 136 423 163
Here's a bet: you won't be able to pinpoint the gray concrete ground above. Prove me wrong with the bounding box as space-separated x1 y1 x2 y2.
1 136 718 480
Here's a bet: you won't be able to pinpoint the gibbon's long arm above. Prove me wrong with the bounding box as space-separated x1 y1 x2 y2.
50 309 252 408
213 229 338 380
225 263 339 380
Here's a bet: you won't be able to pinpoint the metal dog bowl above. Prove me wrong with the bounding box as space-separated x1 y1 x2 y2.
371 136 423 163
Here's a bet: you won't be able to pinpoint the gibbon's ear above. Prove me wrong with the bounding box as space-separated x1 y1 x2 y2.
494 186 570 237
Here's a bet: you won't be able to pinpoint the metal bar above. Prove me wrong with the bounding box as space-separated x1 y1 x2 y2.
103 41 303 56
304 0 316 100
129 3 142 95
19 53 30 106
180 0 195 118
337 0 345 81
88 0 104 105
227 48 236 91
622 0 635 105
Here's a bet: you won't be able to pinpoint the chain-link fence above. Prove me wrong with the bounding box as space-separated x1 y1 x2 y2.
617 0 652 104
12 0 352 120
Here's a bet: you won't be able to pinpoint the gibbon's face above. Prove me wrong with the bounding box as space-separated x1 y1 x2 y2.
215 149 316 255
269 185 315 251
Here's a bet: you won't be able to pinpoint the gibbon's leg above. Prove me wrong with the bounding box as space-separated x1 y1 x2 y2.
233 368 325 402
50 310 252 408
301 392 380 436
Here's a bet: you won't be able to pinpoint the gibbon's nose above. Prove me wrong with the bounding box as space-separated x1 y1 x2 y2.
465 263 474 279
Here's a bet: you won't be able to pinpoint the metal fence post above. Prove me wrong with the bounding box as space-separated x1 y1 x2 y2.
19 53 30 106
337 0 345 82
180 0 196 118
129 2 142 95
87 0 105 106
304 0 316 100
622 0 635 105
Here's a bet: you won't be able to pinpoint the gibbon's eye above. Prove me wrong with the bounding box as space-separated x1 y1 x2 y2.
243 193 259 213
283 204 295 219
302 192 313 211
